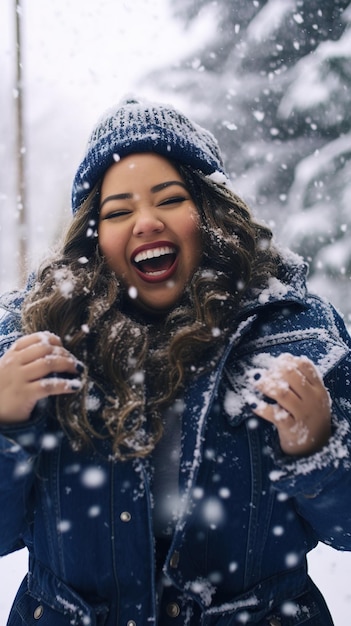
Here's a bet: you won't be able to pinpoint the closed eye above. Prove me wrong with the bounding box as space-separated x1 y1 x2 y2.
101 209 131 220
158 196 188 206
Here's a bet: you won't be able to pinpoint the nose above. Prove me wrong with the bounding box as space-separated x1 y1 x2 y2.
133 208 164 237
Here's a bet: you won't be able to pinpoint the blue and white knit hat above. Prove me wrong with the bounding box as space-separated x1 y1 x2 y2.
71 97 231 213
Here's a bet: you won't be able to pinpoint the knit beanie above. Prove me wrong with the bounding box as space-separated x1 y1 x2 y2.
71 97 231 213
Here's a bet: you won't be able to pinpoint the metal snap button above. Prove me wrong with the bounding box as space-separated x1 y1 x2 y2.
169 550 180 568
120 511 132 522
166 602 181 618
268 618 281 626
127 621 136 626
33 604 44 619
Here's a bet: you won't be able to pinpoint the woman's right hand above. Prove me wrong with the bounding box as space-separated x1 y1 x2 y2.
0 332 84 424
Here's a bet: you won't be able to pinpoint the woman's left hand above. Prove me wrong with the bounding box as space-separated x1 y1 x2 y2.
252 354 332 456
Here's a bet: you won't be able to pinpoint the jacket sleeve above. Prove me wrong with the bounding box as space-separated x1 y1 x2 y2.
0 298 44 556
270 309 351 551
0 415 46 556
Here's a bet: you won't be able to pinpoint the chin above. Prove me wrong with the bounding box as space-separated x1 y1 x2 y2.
131 294 181 317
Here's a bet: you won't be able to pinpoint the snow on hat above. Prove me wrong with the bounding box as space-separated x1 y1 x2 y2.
71 97 231 213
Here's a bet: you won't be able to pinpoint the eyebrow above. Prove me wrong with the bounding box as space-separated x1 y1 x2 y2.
150 181 188 193
99 181 188 210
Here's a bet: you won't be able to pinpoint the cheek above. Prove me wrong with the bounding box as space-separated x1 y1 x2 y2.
98 230 110 258
98 228 124 267
181 208 200 236
184 215 202 253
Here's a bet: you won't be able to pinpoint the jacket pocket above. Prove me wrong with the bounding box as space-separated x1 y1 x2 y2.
9 589 109 626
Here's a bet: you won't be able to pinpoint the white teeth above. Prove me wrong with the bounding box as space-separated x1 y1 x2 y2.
133 246 176 264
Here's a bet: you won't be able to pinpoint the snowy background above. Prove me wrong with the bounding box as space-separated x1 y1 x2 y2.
1 0 351 623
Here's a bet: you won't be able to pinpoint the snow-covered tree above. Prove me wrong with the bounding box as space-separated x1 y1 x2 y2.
149 0 351 319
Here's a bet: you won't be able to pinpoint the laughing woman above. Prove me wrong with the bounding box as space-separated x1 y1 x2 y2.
1 98 351 625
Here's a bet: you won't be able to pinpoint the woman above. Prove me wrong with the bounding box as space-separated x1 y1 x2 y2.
0 97 351 625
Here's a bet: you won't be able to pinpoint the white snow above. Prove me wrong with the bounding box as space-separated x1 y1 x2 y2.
80 466 107 489
247 0 295 41
284 134 351 213
279 28 351 115
1 1 351 623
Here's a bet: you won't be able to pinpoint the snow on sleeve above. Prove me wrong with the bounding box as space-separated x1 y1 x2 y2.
269 416 350 487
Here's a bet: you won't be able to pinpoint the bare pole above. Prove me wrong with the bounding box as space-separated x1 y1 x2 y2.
14 0 27 286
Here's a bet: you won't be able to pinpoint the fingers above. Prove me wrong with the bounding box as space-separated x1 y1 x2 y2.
0 332 85 424
10 331 62 352
23 347 81 381
252 400 292 425
33 375 83 396
251 353 331 455
10 332 83 379
293 356 322 385
254 354 326 412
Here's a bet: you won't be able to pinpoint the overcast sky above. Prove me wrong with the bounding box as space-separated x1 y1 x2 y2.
2 0 213 129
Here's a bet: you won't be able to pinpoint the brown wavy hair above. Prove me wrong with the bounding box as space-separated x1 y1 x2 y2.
21 164 281 459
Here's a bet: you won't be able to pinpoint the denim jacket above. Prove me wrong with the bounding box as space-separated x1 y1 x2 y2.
1 254 351 626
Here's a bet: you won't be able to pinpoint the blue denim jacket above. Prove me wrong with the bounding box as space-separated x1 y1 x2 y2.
1 256 351 625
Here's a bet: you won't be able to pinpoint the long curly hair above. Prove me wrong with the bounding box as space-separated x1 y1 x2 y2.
21 164 281 459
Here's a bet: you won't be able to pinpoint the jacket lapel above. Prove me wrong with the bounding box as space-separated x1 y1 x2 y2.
178 316 257 500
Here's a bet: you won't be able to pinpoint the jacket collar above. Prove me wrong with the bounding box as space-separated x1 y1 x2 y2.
178 315 257 496
0 289 27 317
239 247 308 317
0 272 35 317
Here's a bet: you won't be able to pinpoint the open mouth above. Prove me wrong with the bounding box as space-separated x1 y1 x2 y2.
132 244 178 281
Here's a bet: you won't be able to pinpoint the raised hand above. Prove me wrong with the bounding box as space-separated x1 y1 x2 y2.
252 353 332 456
0 332 84 424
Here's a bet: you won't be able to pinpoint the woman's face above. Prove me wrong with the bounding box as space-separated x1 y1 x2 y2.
98 153 202 313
